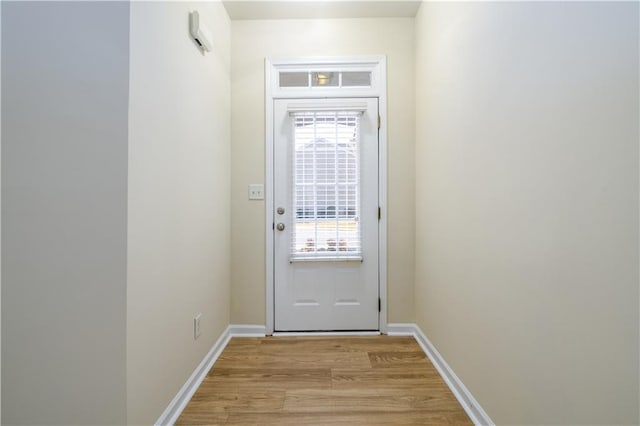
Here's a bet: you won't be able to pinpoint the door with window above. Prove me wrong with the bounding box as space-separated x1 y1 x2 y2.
273 97 379 331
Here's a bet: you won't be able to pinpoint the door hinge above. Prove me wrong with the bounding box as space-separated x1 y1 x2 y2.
377 115 381 130
378 298 381 312
378 207 381 220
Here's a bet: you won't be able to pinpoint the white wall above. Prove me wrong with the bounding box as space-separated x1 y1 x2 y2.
230 18 416 325
415 2 639 424
1 2 129 424
127 2 231 424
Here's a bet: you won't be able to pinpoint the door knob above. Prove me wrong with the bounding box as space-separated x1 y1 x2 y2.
276 223 285 231
277 207 285 215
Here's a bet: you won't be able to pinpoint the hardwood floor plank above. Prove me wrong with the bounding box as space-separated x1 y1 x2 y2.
283 388 464 413
186 390 285 411
208 367 332 390
215 351 371 369
368 350 432 368
331 367 450 389
257 335 419 354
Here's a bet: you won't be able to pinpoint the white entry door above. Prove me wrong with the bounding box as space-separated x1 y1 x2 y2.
273 97 379 331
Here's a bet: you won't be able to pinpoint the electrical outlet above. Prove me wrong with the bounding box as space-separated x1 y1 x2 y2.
194 313 202 339
248 184 264 200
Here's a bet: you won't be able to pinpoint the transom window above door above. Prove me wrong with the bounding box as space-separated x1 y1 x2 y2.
279 71 372 88
266 56 385 98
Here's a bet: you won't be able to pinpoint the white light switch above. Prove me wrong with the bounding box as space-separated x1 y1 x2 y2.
248 184 264 200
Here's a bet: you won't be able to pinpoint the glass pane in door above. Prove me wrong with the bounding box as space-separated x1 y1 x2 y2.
290 111 361 260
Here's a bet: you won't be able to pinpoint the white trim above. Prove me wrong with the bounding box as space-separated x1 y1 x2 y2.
265 55 388 335
154 326 233 426
377 56 388 334
386 323 495 426
287 101 368 113
265 58 275 335
228 324 267 337
273 331 381 337
386 323 417 336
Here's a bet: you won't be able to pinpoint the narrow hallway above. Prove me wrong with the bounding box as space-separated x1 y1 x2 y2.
1 1 637 425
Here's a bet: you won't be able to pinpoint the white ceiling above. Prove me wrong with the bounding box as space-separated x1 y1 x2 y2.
222 0 422 20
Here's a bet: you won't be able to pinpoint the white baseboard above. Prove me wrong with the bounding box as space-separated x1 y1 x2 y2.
386 322 418 336
155 325 232 426
387 323 494 426
228 324 267 337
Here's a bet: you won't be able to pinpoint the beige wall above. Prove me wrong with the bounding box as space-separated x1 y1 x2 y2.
231 18 415 325
415 2 639 424
1 2 129 424
127 2 231 424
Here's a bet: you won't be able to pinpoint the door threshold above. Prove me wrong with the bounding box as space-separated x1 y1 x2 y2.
271 330 381 337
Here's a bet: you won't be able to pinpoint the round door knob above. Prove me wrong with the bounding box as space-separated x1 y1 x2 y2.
276 223 285 231
277 207 285 215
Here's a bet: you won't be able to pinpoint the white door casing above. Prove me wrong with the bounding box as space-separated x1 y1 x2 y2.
265 56 388 334
273 98 379 331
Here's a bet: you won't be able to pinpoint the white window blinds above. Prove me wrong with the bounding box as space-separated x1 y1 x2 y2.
290 111 362 261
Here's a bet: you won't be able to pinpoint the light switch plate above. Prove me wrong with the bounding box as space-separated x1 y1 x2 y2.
248 184 264 200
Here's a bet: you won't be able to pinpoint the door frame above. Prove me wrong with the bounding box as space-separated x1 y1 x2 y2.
265 56 388 335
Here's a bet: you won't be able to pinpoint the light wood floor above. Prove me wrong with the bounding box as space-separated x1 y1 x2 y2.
176 335 473 425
